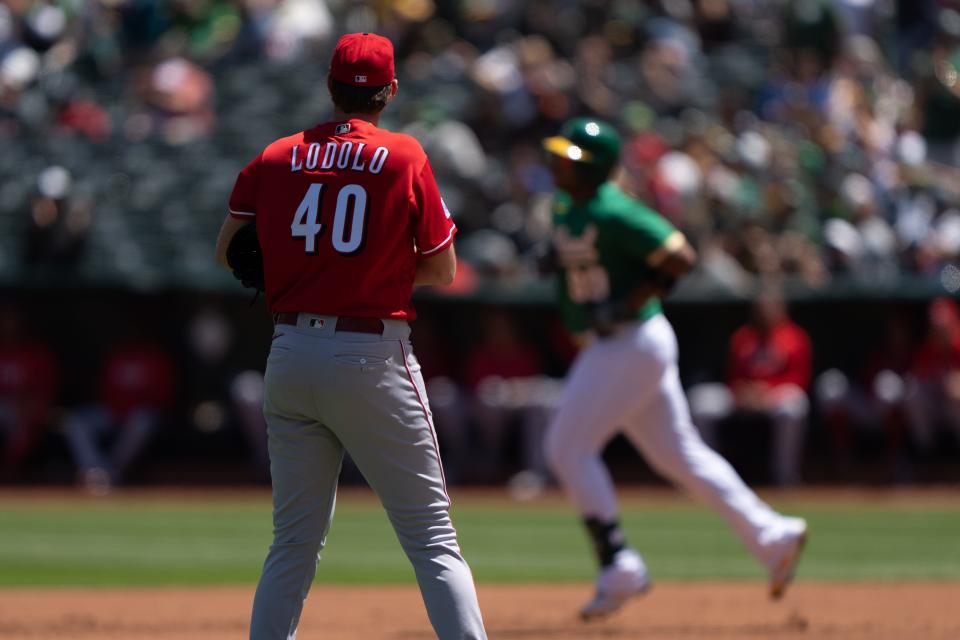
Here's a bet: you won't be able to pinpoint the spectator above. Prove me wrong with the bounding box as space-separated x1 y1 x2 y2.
23 166 92 269
823 173 899 280
184 306 268 480
919 39 960 166
903 297 960 454
689 288 812 486
466 310 551 481
0 305 58 480
63 336 176 493
408 314 470 484
816 314 914 478
132 56 215 145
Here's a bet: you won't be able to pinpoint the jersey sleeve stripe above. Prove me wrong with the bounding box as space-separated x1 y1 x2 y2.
229 208 257 218
646 230 686 267
419 226 456 256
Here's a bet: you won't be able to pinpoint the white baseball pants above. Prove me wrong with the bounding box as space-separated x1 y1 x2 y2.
545 314 792 566
250 314 486 640
688 381 809 486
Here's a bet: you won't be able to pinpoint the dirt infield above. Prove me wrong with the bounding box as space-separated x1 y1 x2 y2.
2 582 959 639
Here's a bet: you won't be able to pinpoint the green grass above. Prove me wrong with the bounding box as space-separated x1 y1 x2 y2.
1 493 959 586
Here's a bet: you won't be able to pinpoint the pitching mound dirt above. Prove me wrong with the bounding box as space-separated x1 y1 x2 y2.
2 582 958 639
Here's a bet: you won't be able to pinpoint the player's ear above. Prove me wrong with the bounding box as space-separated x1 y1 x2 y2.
387 79 399 103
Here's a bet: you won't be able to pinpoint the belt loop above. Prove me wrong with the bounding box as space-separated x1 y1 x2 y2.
382 319 410 341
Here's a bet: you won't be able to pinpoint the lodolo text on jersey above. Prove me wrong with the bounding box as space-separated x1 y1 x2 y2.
290 141 389 174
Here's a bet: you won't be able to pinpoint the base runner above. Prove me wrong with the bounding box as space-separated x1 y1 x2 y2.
215 33 486 640
541 118 808 620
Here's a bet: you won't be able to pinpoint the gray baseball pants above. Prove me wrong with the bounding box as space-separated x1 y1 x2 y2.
249 313 486 640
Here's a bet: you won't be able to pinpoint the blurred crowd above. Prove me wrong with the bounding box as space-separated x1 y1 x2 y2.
1 0 959 293
2 1 960 488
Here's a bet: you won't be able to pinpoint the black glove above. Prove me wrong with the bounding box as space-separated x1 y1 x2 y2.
225 222 264 291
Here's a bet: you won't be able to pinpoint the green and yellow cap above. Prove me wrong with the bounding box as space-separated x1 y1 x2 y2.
543 117 622 173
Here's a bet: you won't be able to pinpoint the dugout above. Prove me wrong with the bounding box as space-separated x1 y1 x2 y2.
2 273 958 487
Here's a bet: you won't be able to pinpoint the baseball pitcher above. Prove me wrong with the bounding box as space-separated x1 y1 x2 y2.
541 118 808 620
215 33 486 640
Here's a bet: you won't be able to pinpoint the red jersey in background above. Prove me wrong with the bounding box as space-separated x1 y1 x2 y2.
911 334 960 380
100 343 175 419
727 321 812 390
912 299 960 380
229 118 456 320
0 342 57 416
465 347 542 391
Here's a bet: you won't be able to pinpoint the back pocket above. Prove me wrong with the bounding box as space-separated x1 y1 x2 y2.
332 353 391 373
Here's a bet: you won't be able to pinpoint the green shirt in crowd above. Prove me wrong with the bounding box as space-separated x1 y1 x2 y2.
552 182 683 334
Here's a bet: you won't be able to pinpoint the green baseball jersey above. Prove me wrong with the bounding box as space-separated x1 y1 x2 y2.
552 182 683 333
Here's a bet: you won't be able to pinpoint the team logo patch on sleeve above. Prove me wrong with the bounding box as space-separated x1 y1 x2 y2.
335 123 351 134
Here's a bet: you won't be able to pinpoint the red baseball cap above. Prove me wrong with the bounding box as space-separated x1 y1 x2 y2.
329 33 395 87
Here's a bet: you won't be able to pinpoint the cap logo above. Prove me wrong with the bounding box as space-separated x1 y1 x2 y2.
331 33 395 87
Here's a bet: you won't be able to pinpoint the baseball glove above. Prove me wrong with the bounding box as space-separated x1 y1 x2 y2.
225 222 264 291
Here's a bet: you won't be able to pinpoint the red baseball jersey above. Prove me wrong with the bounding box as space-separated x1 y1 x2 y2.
0 343 58 406
912 332 960 379
228 118 456 319
727 320 812 390
100 343 175 419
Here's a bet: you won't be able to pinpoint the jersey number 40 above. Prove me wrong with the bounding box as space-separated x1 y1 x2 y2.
291 183 369 255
